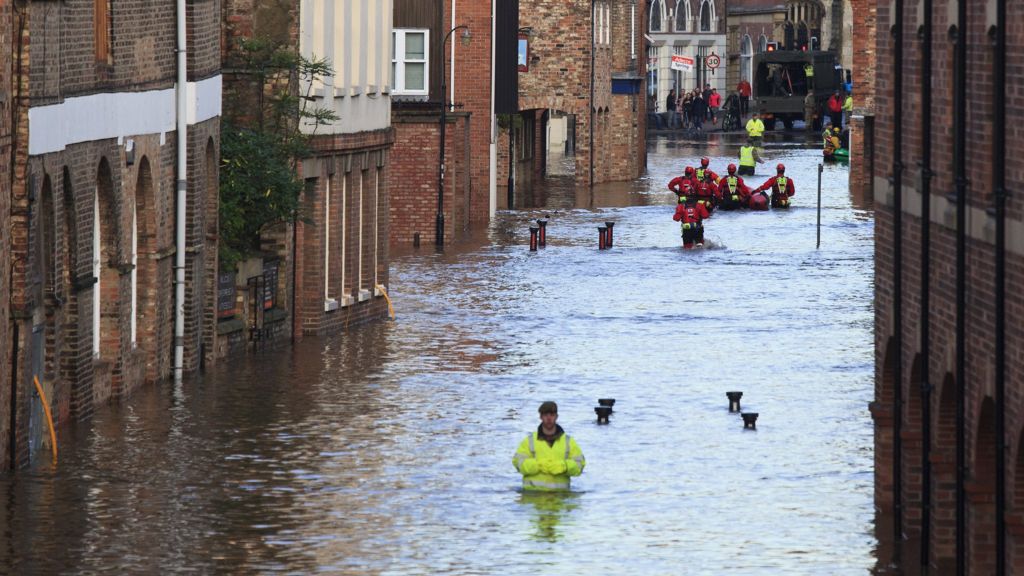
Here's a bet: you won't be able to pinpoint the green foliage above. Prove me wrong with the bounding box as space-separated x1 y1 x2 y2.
218 37 339 271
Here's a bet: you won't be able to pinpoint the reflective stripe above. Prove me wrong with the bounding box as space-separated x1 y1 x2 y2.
513 453 529 466
523 479 570 490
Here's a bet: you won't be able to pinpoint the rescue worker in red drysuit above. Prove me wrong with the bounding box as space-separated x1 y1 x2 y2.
673 196 711 249
668 166 700 204
693 157 721 211
716 164 751 211
694 157 721 188
753 163 796 208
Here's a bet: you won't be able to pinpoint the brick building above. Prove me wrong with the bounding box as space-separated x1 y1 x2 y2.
646 0 727 115
1 1 222 468
389 0 649 247
0 0 12 472
223 0 393 337
869 0 1022 571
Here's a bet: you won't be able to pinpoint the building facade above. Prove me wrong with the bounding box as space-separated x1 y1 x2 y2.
646 0 728 116
870 0 1022 571
0 0 12 472
2 0 221 468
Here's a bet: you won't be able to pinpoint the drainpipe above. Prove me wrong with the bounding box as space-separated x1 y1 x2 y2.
173 0 187 381
589 0 595 190
488 1 497 218
992 0 1007 571
891 0 906 552
918 0 933 569
953 0 967 571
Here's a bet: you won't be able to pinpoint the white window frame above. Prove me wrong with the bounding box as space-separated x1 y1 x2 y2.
604 4 611 45
93 193 101 358
130 202 137 347
392 28 429 96
699 0 715 32
649 0 663 33
675 0 692 32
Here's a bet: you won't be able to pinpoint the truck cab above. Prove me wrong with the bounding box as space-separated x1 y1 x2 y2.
751 50 840 130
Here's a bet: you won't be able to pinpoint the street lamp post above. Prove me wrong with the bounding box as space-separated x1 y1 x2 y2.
437 25 470 247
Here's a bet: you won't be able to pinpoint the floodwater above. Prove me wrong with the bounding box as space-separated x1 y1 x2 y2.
0 133 877 574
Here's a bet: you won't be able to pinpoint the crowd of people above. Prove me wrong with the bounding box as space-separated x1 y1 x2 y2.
653 84 729 131
666 156 797 249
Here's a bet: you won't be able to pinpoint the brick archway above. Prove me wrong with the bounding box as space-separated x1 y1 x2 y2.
902 353 924 537
874 337 898 510
134 157 157 382
932 373 957 567
94 156 123 400
1011 427 1024 571
969 398 997 574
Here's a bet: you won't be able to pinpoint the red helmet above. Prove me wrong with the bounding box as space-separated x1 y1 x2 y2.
776 163 786 173
685 166 695 176
700 157 710 167
727 163 737 174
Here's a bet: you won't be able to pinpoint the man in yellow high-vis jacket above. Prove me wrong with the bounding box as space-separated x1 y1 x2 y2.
513 401 585 491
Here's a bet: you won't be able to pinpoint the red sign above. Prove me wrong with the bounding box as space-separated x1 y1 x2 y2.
705 52 721 70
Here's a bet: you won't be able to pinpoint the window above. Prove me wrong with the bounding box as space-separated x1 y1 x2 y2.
391 29 428 96
741 35 753 84
759 33 768 53
94 0 112 63
675 0 691 32
699 0 713 32
650 0 662 33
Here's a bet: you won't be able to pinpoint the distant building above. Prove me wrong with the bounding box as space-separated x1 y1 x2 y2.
646 0 728 115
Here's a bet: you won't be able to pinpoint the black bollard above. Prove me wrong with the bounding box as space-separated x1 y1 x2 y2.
598 227 607 250
604 222 615 247
741 412 759 430
595 406 612 424
537 219 548 247
413 232 421 248
529 227 539 251
726 391 743 413
597 398 616 412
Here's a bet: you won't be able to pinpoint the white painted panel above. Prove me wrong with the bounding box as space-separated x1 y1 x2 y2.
29 76 222 155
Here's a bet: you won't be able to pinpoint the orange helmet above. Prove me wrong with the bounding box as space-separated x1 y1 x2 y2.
700 157 710 167
727 163 737 174
776 163 786 174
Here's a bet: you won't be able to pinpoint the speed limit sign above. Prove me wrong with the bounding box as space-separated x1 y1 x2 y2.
705 52 721 70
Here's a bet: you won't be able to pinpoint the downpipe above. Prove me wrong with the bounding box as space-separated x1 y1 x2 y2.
918 0 934 570
891 0 906 552
173 0 187 381
954 0 967 572
589 0 595 192
992 0 1007 572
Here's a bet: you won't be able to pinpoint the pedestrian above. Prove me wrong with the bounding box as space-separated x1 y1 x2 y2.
666 89 678 129
513 401 586 491
675 90 685 129
690 92 707 132
702 84 713 120
673 196 711 249
842 91 853 127
753 163 796 208
745 113 765 146
708 88 722 125
827 91 843 128
803 61 815 92
737 78 751 117
737 142 764 175
717 164 752 210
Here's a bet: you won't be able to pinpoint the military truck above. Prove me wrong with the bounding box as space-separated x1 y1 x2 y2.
751 50 841 130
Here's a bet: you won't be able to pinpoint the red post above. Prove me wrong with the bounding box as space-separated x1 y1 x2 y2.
598 227 607 250
529 227 539 251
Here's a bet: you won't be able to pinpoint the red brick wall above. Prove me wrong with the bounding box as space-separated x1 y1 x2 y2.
871 0 1024 568
390 113 469 245
0 0 13 470
4 1 220 469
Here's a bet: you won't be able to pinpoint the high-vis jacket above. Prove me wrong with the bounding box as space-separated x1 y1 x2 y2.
513 427 585 491
745 118 765 138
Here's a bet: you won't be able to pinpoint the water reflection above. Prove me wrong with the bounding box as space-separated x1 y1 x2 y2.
519 491 580 543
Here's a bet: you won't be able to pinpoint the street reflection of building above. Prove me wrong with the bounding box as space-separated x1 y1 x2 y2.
3 1 222 468
869 0 1020 572
646 0 728 114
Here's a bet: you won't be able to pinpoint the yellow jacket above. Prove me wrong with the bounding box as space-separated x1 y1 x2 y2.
513 428 585 491
746 118 765 138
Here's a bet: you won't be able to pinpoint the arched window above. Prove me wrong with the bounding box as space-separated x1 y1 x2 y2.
758 33 768 52
699 0 714 33
674 0 691 32
650 0 663 32
740 35 753 84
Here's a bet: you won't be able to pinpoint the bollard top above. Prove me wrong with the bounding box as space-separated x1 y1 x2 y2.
529 227 539 232
597 398 616 407
605 221 615 227
598 226 607 232
726 391 743 398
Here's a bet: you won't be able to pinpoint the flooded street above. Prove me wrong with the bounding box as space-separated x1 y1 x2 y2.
0 135 877 574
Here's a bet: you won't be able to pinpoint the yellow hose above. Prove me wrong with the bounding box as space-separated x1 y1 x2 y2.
32 376 58 465
375 284 396 320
